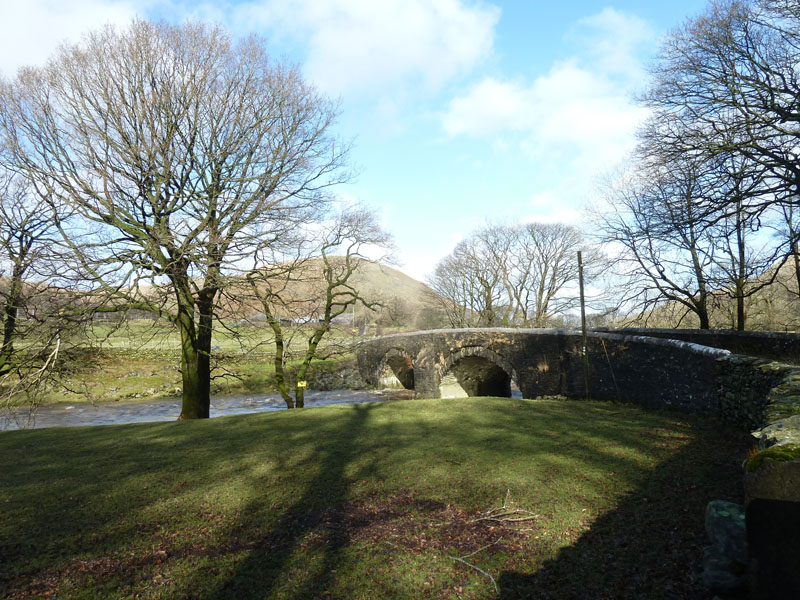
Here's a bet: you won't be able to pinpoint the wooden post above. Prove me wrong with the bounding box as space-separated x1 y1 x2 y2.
578 251 590 399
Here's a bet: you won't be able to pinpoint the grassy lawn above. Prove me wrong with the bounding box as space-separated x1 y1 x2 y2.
0 397 751 599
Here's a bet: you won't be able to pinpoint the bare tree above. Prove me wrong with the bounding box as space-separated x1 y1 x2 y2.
645 0 800 248
777 202 800 297
597 154 718 328
0 165 88 428
706 158 784 330
245 206 392 408
610 0 800 329
428 222 591 328
0 171 53 375
0 20 350 419
513 223 587 327
598 132 784 330
427 235 505 328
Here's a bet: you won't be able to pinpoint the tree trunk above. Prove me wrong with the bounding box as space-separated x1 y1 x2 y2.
0 263 23 375
698 303 711 330
737 295 746 331
177 305 211 420
295 352 312 409
736 201 746 331
268 315 294 409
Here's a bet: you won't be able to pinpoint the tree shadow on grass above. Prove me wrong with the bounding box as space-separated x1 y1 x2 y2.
204 402 379 600
0 402 391 599
497 423 752 600
0 398 753 599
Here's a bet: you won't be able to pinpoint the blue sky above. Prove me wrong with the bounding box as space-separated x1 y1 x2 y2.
1 0 710 280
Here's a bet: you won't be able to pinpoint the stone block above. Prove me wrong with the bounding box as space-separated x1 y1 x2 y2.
744 454 800 503
754 415 800 448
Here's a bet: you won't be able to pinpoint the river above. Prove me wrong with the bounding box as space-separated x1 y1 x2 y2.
1 389 415 431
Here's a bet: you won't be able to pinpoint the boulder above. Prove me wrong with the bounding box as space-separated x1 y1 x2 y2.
705 500 748 565
744 455 800 503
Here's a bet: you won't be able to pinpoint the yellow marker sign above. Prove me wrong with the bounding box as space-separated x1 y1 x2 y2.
297 381 307 388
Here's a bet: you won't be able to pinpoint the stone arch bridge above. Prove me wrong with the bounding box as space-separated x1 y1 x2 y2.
356 327 800 415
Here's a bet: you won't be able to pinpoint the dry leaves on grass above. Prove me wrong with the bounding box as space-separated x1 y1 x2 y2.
3 491 541 599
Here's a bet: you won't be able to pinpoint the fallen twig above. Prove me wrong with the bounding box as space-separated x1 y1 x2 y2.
449 537 503 594
469 511 539 524
471 489 539 524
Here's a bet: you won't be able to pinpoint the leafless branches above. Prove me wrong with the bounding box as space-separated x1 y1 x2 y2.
428 222 600 328
0 19 351 418
597 0 800 329
243 205 392 408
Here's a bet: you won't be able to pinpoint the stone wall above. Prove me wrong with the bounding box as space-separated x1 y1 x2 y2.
572 334 726 415
597 328 800 365
716 356 793 429
742 370 800 599
358 329 733 416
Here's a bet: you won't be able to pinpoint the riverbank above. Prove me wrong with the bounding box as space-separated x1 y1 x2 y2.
2 389 414 430
37 347 367 406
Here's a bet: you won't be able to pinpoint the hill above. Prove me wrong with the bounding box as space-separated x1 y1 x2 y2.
218 258 447 332
342 260 444 327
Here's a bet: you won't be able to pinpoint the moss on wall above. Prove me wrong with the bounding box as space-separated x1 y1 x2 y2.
744 444 800 473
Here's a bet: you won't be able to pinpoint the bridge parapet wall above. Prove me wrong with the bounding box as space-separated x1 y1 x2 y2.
597 328 800 365
358 328 739 416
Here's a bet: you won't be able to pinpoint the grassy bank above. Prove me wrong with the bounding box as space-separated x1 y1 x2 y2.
51 347 359 405
0 398 751 599
37 322 363 405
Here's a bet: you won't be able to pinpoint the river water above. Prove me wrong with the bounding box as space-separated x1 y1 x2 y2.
1 389 414 431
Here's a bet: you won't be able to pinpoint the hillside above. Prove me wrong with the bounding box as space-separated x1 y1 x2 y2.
2 259 446 333
220 258 446 331
345 260 441 316
288 259 446 331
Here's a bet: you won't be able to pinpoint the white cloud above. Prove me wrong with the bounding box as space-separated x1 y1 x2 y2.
229 0 501 96
0 0 141 77
2 0 500 99
443 60 648 175
442 77 532 136
526 190 583 225
441 8 655 210
572 8 654 84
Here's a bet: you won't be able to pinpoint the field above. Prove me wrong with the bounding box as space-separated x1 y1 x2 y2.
43 321 362 405
0 397 751 599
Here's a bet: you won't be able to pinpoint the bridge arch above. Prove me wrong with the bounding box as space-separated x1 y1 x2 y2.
356 328 735 409
439 346 517 398
376 348 415 390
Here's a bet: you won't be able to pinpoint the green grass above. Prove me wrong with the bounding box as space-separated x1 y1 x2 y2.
48 347 355 405
0 398 751 599
36 322 359 405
